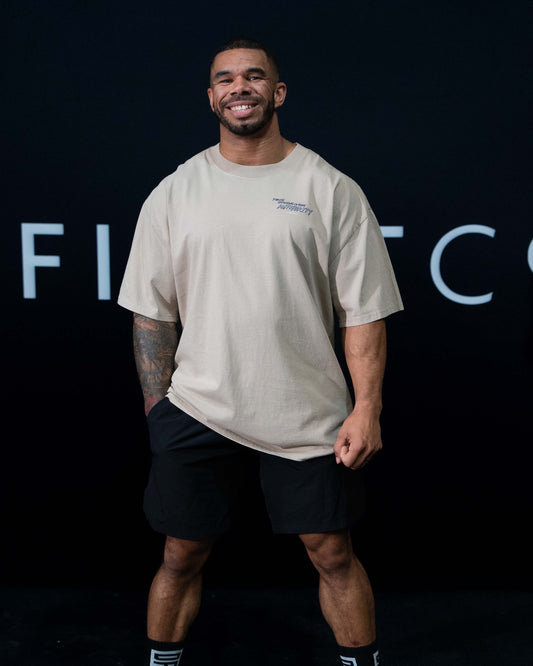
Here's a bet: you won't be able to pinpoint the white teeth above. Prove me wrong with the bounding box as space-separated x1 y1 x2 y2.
231 105 253 111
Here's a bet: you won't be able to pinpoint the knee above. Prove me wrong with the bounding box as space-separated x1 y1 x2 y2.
300 531 354 578
162 536 213 579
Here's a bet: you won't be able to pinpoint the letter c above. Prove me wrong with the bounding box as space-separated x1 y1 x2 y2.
430 224 496 305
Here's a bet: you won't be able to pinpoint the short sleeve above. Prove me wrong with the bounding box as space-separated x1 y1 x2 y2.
329 179 403 326
117 182 179 322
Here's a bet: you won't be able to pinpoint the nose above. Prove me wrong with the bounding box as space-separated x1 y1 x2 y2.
230 75 252 96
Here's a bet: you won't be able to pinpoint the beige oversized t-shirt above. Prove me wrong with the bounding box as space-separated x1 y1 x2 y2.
118 144 403 460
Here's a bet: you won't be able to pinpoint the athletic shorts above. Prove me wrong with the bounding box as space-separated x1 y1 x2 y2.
144 397 366 540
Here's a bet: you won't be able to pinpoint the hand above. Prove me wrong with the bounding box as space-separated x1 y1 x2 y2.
333 407 382 470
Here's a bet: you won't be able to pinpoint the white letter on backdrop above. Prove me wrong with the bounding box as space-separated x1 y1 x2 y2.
430 224 496 305
96 224 111 300
21 223 64 299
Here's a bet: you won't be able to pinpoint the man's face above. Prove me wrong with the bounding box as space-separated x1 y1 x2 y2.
207 48 286 137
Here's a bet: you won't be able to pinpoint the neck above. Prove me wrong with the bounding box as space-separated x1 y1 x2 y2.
218 116 295 165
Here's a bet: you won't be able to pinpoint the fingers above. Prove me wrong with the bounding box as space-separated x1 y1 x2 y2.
335 432 365 468
333 417 382 469
339 441 380 470
333 431 347 463
340 445 365 470
335 443 349 464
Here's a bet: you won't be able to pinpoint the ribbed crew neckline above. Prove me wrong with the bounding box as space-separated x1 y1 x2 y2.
208 143 303 178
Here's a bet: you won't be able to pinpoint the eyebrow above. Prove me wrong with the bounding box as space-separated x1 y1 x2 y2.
213 66 267 81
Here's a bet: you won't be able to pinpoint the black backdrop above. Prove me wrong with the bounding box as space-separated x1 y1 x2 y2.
3 0 532 592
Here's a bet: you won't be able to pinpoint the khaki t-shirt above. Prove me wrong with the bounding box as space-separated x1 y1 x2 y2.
118 144 403 460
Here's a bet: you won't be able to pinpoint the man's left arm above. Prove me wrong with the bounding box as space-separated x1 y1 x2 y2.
334 319 387 470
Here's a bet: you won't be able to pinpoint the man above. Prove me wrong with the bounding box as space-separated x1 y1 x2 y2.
118 37 403 666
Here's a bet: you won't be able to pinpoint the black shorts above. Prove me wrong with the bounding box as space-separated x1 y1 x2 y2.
144 398 366 540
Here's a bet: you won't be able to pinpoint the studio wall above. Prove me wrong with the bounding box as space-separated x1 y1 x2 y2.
3 0 532 591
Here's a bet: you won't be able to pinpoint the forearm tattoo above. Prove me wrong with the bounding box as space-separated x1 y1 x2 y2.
133 313 178 412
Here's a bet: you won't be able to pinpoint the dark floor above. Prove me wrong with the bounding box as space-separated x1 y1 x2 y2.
1 586 531 665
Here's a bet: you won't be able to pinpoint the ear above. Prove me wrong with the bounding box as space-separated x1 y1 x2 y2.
207 87 214 111
274 81 287 109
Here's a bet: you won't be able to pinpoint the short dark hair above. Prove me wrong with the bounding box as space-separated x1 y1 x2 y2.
209 37 280 79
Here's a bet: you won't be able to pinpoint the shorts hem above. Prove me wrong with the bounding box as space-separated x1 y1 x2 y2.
270 515 363 535
145 518 233 541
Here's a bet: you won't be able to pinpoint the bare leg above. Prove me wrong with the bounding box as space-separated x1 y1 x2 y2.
147 535 214 642
300 529 376 647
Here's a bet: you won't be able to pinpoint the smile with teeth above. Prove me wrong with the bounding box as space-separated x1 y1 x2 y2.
226 102 258 117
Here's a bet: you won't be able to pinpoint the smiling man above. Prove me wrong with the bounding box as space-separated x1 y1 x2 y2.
207 44 292 163
208 52 281 136
118 37 403 666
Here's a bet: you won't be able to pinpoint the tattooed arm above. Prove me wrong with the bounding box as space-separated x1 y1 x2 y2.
132 313 179 416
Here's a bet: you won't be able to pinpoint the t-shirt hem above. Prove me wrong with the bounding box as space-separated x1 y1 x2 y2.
117 297 178 323
166 392 334 461
338 303 404 327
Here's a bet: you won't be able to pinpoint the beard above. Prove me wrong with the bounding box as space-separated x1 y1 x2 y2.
215 95 276 136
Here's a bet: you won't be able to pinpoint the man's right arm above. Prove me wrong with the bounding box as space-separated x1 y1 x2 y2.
132 313 179 415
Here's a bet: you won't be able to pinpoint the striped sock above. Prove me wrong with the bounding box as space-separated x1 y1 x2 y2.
339 640 380 665
147 639 184 665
